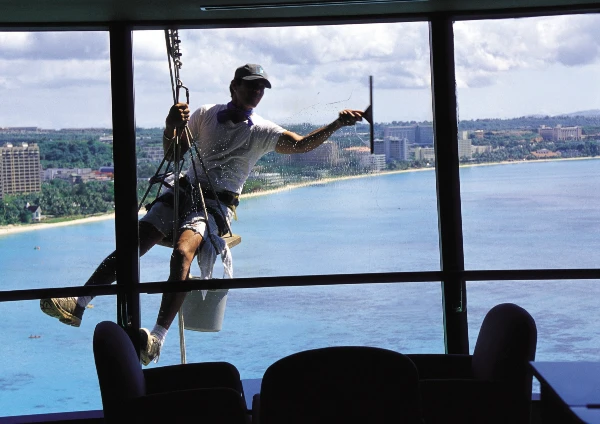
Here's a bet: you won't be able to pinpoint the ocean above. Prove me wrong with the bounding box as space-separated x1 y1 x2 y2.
1 158 599 416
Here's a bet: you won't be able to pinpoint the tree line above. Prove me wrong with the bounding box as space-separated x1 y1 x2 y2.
2 121 599 225
39 139 113 169
0 179 114 225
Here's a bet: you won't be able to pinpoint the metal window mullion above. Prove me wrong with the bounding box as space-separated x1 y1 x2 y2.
109 25 141 342
429 15 469 354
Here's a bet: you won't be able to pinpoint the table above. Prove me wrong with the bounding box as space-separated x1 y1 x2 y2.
530 362 600 423
242 378 262 410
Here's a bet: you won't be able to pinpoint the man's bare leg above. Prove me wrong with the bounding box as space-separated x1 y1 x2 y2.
40 221 165 327
140 228 204 365
157 229 205 329
83 221 165 286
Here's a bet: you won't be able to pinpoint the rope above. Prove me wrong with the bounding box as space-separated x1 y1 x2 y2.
138 29 233 365
164 28 188 365
165 31 176 104
163 29 230 365
186 126 233 238
187 136 225 252
178 302 187 364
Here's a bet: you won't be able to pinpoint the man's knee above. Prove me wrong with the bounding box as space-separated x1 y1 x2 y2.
173 233 203 263
172 246 195 265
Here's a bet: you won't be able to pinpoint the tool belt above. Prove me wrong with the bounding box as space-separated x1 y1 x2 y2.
145 176 237 236
178 176 239 208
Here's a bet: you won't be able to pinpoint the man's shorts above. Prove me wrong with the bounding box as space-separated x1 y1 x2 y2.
141 196 232 238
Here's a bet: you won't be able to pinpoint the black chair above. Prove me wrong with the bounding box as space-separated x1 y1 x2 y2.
256 346 423 424
407 302 538 424
93 320 248 423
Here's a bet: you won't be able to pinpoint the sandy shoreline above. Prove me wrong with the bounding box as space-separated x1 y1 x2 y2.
1 156 596 237
0 213 117 237
241 166 435 200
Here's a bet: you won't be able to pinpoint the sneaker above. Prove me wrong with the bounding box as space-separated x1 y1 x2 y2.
40 297 84 327
139 328 162 366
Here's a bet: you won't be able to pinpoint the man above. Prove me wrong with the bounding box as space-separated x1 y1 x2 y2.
40 63 364 365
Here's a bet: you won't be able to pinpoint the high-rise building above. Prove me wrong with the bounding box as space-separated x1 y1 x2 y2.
0 143 42 199
384 126 417 143
413 146 436 161
373 139 385 155
376 136 410 162
415 124 434 145
472 145 493 155
538 125 582 141
384 124 434 146
458 138 473 160
343 146 386 172
289 141 341 167
386 137 410 161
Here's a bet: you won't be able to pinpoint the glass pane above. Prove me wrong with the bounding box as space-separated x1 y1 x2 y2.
0 31 114 417
467 280 600 393
132 23 439 285
142 282 444 376
0 297 118 417
454 15 600 270
0 31 114 289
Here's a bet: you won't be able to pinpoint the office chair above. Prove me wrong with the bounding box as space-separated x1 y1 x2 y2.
256 346 423 424
93 320 248 423
408 302 537 424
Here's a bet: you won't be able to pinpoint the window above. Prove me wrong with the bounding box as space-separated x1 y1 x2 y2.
455 15 600 270
0 30 113 416
133 24 443 371
134 24 439 278
455 14 600 365
0 31 114 291
2 5 599 420
144 282 445 373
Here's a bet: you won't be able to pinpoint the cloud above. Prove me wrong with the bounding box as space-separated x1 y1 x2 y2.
152 23 432 91
3 15 600 126
0 58 110 90
0 32 109 60
454 14 600 88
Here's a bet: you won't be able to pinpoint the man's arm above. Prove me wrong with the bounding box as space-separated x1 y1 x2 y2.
275 109 364 154
163 103 191 160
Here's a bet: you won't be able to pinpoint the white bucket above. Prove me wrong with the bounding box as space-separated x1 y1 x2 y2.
182 289 229 332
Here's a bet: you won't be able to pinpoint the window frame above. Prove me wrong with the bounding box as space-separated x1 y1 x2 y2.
1 6 600 419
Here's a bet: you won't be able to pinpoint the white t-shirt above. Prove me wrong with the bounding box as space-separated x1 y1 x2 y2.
184 104 286 194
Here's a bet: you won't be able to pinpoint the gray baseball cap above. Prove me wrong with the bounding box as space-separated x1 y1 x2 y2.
234 63 271 88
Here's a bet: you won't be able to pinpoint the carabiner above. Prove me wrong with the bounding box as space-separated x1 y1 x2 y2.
176 83 190 105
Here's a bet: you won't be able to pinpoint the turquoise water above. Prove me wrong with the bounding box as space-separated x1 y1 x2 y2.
1 159 599 416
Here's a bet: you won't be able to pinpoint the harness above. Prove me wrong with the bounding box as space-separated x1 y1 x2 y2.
137 29 234 242
145 176 239 237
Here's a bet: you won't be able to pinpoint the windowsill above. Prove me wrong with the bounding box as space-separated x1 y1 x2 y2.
0 410 103 423
0 394 542 422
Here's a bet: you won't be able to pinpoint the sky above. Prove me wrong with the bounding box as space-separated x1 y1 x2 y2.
1 14 600 129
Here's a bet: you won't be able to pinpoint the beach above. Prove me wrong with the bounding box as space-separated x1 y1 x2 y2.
0 213 116 237
1 156 595 237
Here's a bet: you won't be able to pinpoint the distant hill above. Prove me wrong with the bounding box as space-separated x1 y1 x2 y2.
561 110 600 117
526 110 600 118
458 113 600 131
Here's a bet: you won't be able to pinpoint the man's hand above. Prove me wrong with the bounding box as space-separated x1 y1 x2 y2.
163 103 191 160
165 103 190 129
337 109 364 126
